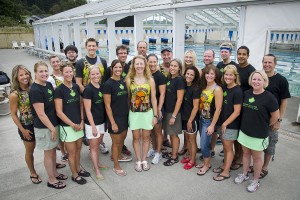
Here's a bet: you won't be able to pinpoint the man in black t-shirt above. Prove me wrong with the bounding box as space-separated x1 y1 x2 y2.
216 42 238 75
236 46 255 92
64 45 78 66
103 45 130 83
76 38 107 93
261 54 291 178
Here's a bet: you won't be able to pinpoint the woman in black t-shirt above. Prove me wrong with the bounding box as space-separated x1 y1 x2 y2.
103 59 130 176
147 54 167 165
29 61 66 189
234 71 279 192
213 65 243 181
180 66 201 170
162 59 185 166
54 63 88 185
83 66 108 180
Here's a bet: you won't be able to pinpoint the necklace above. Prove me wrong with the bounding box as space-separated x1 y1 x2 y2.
64 83 75 97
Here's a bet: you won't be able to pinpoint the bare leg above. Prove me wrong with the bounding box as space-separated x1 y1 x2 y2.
141 130 151 161
221 140 234 176
262 153 272 171
210 132 217 153
65 141 78 178
241 145 251 175
110 133 122 170
132 130 141 161
89 137 102 176
23 141 38 176
170 134 180 159
153 124 163 153
44 148 61 184
187 133 197 163
251 150 263 181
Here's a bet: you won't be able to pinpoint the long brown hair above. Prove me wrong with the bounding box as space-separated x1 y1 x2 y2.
126 55 152 81
11 65 33 92
200 64 221 90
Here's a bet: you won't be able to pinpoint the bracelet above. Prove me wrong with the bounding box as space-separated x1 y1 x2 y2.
154 115 158 118
171 115 176 119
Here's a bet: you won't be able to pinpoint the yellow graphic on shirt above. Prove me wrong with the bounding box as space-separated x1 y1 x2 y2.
130 83 151 112
83 58 105 86
199 89 215 119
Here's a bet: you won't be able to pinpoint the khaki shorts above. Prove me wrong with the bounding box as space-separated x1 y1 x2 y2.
34 126 59 150
162 113 182 135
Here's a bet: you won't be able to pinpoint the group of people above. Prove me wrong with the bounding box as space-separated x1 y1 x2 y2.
9 38 290 193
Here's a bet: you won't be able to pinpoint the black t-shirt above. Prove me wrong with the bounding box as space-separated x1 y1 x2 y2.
240 89 279 139
75 56 107 85
103 63 130 83
164 76 185 113
266 73 291 106
216 61 238 75
181 85 201 121
29 82 58 128
82 83 105 125
102 78 129 117
237 64 256 92
218 85 243 129
54 83 81 126
152 70 167 104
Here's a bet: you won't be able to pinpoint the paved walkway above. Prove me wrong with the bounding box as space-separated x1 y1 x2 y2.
0 49 300 200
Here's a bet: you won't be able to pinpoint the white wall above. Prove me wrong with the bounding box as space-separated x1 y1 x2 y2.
238 1 300 69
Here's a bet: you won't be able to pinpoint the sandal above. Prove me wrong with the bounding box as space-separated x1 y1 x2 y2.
162 152 172 159
213 173 231 181
230 162 243 170
162 139 172 148
259 169 268 179
184 162 195 170
56 163 66 169
135 161 142 172
197 166 211 176
47 181 66 189
180 157 191 164
195 163 212 169
56 174 68 180
113 168 127 176
178 148 187 156
142 161 150 171
30 175 42 184
163 157 179 166
213 166 224 173
248 166 254 173
72 176 87 185
78 169 90 177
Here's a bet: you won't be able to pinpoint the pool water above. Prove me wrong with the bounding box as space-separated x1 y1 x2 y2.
93 44 300 97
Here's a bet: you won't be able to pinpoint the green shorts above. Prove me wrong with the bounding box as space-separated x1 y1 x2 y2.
60 125 84 142
34 126 59 150
237 130 269 151
129 109 154 130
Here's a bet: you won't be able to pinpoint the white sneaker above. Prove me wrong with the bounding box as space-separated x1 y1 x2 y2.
151 152 162 164
147 148 155 158
247 180 260 192
234 173 249 184
100 142 109 154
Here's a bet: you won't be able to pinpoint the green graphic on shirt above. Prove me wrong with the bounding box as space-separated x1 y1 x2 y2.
122 72 126 78
70 90 76 97
223 91 227 97
249 97 255 103
167 81 170 86
220 68 224 72
119 84 124 90
48 89 52 95
98 91 103 98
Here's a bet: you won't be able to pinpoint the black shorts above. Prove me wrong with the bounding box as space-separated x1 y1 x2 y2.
108 116 128 134
182 120 198 134
18 124 35 142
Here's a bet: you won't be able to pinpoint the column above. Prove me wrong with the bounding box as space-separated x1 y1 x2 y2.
52 23 61 53
61 22 70 46
107 17 116 63
172 9 185 60
86 18 96 39
73 21 82 58
134 14 144 53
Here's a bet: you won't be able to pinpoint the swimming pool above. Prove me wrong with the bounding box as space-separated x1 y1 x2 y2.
94 44 300 97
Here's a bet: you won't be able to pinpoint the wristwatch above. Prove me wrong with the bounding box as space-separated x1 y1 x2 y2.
154 115 159 118
278 118 282 122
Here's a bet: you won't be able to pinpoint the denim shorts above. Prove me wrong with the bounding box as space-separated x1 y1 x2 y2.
216 126 238 140
264 129 278 155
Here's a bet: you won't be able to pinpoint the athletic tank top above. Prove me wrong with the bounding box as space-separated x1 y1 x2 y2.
14 88 34 125
82 56 105 86
199 84 217 119
50 74 63 87
160 63 169 77
130 80 151 112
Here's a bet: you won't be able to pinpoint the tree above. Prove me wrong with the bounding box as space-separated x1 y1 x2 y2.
49 0 86 15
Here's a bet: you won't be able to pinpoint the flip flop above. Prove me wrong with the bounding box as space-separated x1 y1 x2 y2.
259 169 268 179
113 168 127 176
56 163 66 169
230 162 243 170
213 173 231 181
197 167 211 176
213 166 224 173
56 174 68 180
30 175 42 184
47 181 66 189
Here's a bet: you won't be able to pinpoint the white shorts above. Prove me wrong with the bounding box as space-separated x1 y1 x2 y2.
85 123 105 139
